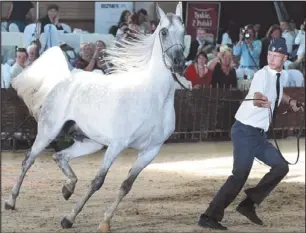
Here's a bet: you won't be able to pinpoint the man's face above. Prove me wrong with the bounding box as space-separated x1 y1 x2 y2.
48 9 58 19
28 48 37 61
267 51 287 70
138 13 145 22
16 52 27 66
280 22 288 31
254 24 261 32
197 29 206 41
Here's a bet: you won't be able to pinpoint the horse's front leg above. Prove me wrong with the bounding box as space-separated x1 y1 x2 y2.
60 142 124 229
98 144 162 233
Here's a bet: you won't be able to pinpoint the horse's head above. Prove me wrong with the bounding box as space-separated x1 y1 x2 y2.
156 2 185 76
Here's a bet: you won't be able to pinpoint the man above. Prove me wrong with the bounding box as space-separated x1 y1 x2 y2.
294 20 305 60
234 24 262 79
198 38 302 230
186 27 212 62
137 9 151 34
7 1 34 32
39 4 64 33
280 20 295 57
3 48 28 88
253 23 263 40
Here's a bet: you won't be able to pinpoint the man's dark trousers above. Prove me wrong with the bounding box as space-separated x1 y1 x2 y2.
204 120 289 222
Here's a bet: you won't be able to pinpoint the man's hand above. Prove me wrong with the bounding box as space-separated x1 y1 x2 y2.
253 92 271 108
289 99 304 112
193 84 201 89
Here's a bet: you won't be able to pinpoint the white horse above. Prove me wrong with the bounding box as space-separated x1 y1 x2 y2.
5 3 186 232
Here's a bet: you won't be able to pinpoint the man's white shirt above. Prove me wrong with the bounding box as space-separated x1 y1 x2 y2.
235 66 288 132
282 30 295 54
295 30 305 59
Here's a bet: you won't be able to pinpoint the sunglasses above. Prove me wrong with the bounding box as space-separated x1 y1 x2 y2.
15 47 27 53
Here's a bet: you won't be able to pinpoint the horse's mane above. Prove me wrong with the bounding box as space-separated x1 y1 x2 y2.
105 28 158 74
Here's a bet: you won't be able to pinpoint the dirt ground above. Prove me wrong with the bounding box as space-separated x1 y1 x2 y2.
2 139 305 232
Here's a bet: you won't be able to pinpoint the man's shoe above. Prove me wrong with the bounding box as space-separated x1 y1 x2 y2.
236 205 263 225
198 214 227 230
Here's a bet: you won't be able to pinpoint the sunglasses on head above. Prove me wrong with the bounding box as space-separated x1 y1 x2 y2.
15 47 27 53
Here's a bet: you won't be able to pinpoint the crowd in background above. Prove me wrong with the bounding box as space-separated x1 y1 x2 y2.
1 1 305 90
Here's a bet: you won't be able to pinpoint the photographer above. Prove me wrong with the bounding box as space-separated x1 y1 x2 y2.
294 20 305 60
233 24 262 79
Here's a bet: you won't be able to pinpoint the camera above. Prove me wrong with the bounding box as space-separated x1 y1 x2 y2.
240 26 251 40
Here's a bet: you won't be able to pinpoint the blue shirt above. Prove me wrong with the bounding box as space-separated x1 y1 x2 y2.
233 40 262 69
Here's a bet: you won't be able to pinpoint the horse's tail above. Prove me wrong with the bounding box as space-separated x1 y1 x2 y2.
11 46 71 120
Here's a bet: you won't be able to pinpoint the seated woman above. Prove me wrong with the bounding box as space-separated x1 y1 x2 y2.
184 51 212 89
208 46 237 88
75 42 97 71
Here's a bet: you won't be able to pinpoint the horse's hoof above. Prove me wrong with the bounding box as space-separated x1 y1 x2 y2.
98 222 111 233
4 201 15 210
62 185 73 201
61 216 73 229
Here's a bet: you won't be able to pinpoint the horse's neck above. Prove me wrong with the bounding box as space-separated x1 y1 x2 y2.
143 35 174 104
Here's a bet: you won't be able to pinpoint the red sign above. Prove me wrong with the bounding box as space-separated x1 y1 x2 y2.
186 2 221 41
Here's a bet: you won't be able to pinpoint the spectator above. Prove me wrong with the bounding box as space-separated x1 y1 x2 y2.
26 44 39 66
198 44 218 62
254 23 263 39
259 24 282 68
209 46 237 88
8 48 28 88
288 54 305 77
184 52 212 89
128 13 140 32
39 4 65 33
137 9 150 34
187 27 212 62
94 40 111 74
280 20 296 57
108 25 118 37
150 20 159 33
295 20 305 60
118 10 131 25
116 22 128 41
221 21 236 46
75 42 98 71
234 24 262 79
6 1 34 32
289 19 299 37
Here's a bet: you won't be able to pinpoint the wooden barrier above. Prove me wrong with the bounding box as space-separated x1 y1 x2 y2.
1 87 305 150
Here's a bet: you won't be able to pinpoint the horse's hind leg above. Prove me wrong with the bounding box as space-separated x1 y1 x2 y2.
98 144 162 232
52 138 103 200
61 142 125 229
4 121 63 210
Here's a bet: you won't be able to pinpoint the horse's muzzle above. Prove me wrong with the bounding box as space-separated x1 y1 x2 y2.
172 53 185 76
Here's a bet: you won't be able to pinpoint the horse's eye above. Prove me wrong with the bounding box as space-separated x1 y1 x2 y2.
161 29 167 36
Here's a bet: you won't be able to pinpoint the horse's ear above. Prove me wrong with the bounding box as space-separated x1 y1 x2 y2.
156 3 166 21
175 2 183 19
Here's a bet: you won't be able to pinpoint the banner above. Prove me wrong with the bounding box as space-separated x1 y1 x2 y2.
185 2 221 42
94 2 134 34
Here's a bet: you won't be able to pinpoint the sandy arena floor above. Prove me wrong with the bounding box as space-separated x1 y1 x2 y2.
1 139 305 232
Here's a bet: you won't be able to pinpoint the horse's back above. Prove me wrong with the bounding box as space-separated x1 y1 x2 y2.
45 70 153 143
